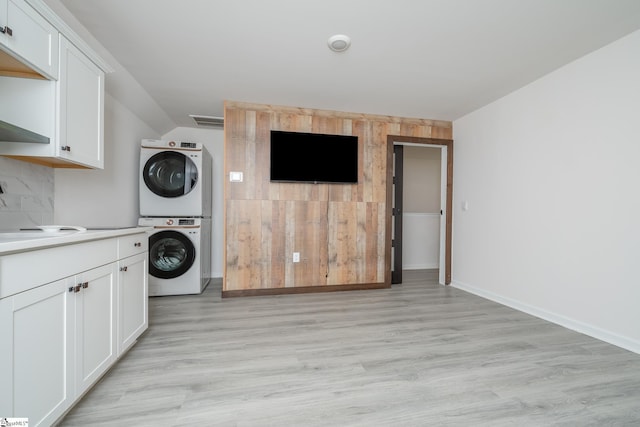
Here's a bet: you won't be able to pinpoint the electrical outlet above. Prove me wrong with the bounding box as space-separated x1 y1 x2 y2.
293 252 300 263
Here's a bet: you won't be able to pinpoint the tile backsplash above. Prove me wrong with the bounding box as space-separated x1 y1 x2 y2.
0 157 54 230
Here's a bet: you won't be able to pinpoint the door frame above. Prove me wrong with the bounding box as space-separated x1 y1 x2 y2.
386 135 453 285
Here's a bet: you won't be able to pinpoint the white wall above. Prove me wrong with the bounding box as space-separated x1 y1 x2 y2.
403 146 441 213
162 127 224 278
402 213 440 270
54 93 159 227
452 30 640 353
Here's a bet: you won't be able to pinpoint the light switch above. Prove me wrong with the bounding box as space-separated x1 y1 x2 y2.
229 171 243 182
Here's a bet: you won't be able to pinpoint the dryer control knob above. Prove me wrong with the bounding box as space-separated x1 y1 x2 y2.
166 219 174 225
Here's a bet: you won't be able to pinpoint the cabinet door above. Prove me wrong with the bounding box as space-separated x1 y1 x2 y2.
0 0 7 46
118 252 149 355
58 35 104 169
4 0 58 79
75 263 117 394
0 278 74 426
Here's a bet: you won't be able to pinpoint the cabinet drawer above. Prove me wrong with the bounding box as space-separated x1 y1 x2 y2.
118 233 148 259
0 238 117 299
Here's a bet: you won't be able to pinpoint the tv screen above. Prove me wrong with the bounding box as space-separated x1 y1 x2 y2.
270 130 358 184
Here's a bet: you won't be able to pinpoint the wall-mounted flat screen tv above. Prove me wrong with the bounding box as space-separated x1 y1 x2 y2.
270 130 358 184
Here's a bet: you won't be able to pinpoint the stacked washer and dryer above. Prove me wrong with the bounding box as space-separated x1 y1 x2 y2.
138 139 212 296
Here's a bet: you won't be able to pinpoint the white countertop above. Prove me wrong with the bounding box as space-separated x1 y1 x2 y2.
0 227 152 255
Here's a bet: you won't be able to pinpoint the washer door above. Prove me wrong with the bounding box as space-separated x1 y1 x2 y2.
148 230 196 279
143 151 198 198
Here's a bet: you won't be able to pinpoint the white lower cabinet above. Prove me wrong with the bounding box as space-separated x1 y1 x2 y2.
0 279 74 427
0 231 148 426
74 263 117 393
118 252 148 355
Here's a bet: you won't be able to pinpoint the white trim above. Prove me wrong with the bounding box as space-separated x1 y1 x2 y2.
451 280 640 355
404 263 439 270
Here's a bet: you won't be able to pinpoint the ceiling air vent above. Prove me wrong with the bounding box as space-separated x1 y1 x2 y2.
189 114 224 128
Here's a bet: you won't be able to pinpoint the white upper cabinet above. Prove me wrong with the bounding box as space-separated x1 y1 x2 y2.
0 0 7 43
57 35 104 168
0 36 105 169
0 0 58 79
0 0 109 169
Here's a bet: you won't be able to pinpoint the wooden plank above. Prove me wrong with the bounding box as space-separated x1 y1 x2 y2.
224 107 247 200
223 200 239 291
224 199 264 290
270 201 286 288
258 200 273 288
293 201 328 287
255 111 271 200
284 201 296 287
371 121 387 203
376 201 387 283
244 110 257 200
365 202 380 283
326 202 358 285
354 202 367 283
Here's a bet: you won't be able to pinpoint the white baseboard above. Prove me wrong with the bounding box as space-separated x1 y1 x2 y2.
403 263 439 270
451 280 640 355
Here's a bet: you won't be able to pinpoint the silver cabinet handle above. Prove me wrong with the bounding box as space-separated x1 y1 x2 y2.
0 26 13 36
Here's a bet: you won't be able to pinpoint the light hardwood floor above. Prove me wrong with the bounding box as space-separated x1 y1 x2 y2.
58 270 640 426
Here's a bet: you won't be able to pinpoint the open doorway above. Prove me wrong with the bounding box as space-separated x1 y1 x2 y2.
387 135 453 285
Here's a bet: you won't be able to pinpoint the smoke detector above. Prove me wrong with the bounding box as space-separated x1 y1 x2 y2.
189 114 224 128
328 34 351 52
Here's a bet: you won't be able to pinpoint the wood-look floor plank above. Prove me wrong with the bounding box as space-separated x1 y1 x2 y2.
58 271 640 426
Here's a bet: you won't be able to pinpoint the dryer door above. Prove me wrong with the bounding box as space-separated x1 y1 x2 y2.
143 151 198 198
148 230 196 279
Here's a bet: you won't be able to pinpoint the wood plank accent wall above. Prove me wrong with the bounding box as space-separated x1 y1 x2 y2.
223 101 452 296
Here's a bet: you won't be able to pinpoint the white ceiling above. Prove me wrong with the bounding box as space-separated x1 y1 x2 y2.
58 0 640 129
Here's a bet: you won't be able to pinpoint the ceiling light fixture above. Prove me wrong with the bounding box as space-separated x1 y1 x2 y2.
328 34 351 52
